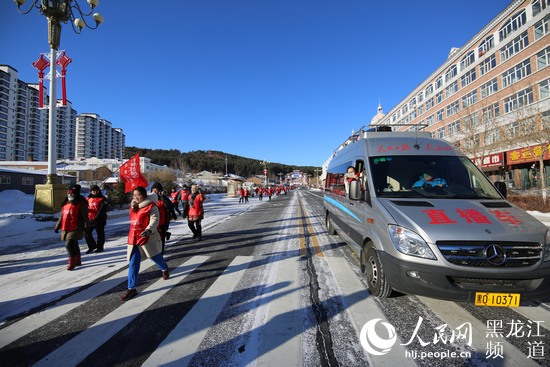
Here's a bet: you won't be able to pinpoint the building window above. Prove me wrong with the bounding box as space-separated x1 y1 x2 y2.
532 0 549 16
418 105 424 115
437 127 445 139
506 121 521 138
448 120 461 134
446 101 460 117
437 109 444 121
22 177 34 185
461 68 476 88
460 51 475 71
425 84 434 96
534 14 550 40
410 109 417 119
426 115 434 126
481 78 498 99
0 176 10 184
482 103 500 122
537 45 550 70
500 31 529 62
485 128 500 145
435 76 443 89
503 87 534 113
478 35 495 57
426 97 434 110
502 59 531 88
499 9 527 41
436 91 443 104
540 78 550 100
463 113 479 129
417 92 424 103
462 90 478 108
479 55 496 77
445 81 458 98
445 65 458 83
409 98 416 108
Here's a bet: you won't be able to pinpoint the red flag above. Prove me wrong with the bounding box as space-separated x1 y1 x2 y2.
119 154 148 193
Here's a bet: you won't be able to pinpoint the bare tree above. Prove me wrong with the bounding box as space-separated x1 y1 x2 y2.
499 85 549 202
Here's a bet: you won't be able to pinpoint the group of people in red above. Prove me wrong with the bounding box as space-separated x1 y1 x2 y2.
253 185 288 201
54 182 205 302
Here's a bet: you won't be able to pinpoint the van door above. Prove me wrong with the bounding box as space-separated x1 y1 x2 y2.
347 160 369 245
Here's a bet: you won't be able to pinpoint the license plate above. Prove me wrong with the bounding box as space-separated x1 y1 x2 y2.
474 292 520 307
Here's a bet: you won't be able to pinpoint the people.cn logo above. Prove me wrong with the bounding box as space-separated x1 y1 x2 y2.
360 319 397 355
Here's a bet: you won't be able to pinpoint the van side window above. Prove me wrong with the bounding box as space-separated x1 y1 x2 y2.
325 161 353 196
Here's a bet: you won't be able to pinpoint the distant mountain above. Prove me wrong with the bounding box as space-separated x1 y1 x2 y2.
124 146 318 178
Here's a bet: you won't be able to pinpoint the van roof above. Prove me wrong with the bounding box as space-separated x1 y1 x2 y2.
332 130 460 160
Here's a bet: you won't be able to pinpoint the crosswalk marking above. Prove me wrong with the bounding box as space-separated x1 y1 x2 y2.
0 265 127 349
142 255 252 367
326 256 417 367
33 256 209 367
256 256 303 367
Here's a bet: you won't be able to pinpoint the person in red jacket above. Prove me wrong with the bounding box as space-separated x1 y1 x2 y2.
188 184 205 241
121 186 170 301
84 185 108 253
54 186 89 270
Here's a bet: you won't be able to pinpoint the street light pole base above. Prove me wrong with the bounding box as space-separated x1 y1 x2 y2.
33 177 67 214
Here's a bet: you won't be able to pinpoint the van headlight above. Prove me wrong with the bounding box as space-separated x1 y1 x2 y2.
388 225 436 260
544 230 550 262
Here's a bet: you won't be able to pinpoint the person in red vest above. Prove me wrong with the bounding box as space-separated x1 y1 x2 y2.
188 184 205 241
121 186 170 302
54 185 89 270
84 185 108 253
169 188 182 216
179 185 190 219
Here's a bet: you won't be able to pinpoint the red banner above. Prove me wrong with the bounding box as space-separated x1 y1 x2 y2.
119 154 148 193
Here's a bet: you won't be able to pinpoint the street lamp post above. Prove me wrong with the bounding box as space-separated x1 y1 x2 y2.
15 0 104 214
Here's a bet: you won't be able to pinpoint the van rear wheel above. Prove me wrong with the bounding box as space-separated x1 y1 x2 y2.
361 246 393 298
326 213 336 235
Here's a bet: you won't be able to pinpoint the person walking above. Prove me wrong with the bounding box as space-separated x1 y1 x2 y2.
151 183 177 254
188 184 205 241
169 188 182 216
244 187 249 203
121 186 170 302
54 186 89 270
84 184 108 253
180 185 190 219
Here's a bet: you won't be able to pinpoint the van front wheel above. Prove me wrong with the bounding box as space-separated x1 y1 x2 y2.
362 246 392 298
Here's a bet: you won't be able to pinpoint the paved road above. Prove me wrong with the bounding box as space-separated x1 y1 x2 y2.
1 189 549 366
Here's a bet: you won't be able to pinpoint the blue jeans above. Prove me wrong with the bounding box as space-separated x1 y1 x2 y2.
127 246 168 290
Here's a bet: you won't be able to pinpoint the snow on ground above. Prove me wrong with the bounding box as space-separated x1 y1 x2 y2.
0 190 265 325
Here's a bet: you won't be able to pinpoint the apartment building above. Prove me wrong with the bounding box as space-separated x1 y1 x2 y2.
0 64 125 162
373 0 550 189
75 113 124 160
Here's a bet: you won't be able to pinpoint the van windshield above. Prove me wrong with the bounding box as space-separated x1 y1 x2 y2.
369 155 502 199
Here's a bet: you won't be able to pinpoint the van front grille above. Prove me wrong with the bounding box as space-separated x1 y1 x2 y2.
436 240 542 268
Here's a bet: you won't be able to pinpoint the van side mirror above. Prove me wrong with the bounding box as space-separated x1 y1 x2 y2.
349 180 362 200
494 181 507 198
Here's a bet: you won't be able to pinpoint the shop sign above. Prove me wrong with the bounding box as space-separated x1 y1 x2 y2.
474 153 504 168
506 144 550 164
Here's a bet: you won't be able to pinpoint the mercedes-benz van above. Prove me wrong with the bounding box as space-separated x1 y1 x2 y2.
324 129 550 306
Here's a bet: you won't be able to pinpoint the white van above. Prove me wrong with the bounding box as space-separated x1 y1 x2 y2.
324 128 550 306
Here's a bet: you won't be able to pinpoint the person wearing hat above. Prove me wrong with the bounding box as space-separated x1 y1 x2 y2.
84 185 108 253
54 186 89 270
413 169 447 188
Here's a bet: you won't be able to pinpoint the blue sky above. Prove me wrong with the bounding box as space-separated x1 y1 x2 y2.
2 0 511 167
